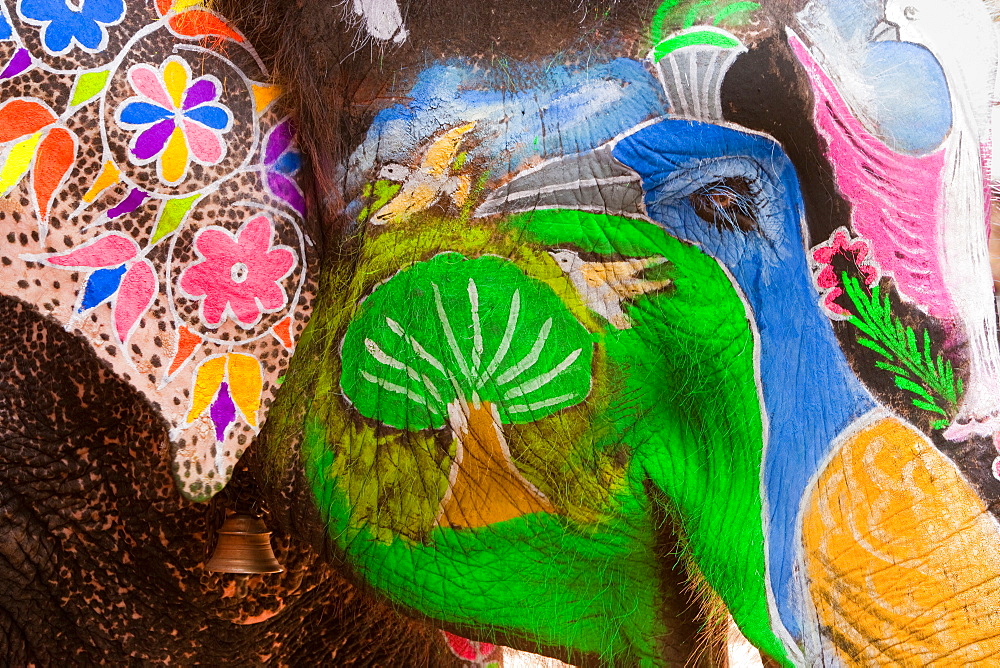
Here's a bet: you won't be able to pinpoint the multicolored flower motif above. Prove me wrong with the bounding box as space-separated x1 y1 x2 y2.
18 0 126 55
116 56 232 185
263 119 305 215
812 227 880 318
179 214 296 329
186 353 263 442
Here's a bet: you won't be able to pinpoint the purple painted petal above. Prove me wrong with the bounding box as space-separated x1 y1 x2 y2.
132 118 175 160
264 120 295 165
107 188 151 218
210 381 237 442
182 79 218 110
0 49 31 79
267 172 306 215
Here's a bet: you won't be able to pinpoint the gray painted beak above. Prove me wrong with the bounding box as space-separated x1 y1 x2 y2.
870 19 901 42
474 145 645 219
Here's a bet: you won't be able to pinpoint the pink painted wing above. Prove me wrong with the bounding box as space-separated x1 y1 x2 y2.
789 33 954 319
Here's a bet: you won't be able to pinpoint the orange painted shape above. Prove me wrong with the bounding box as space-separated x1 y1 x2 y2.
168 11 244 42
82 161 121 203
251 84 281 113
271 316 294 350
0 100 55 143
226 353 262 427
168 325 201 377
155 0 172 15
33 128 75 221
436 401 555 529
802 417 1000 665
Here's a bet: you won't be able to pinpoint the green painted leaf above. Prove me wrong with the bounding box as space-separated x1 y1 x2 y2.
151 193 200 244
70 70 110 107
341 252 594 430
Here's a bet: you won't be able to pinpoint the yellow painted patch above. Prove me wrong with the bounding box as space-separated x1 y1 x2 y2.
803 417 1000 665
82 161 120 203
227 353 262 427
0 132 42 194
186 355 227 423
161 127 188 184
163 59 188 109
173 0 204 10
252 84 281 113
421 121 476 175
436 401 555 529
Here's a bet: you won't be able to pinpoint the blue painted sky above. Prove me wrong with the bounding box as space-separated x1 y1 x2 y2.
345 57 669 209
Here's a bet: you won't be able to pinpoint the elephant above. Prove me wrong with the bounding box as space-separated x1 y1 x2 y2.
2 0 1000 665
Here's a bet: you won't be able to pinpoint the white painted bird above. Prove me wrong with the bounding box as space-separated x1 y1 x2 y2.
370 121 476 225
548 249 671 329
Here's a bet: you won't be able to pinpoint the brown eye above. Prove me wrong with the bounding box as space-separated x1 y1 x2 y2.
689 176 759 233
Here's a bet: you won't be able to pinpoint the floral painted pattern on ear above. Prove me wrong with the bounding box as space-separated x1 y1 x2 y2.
0 0 314 501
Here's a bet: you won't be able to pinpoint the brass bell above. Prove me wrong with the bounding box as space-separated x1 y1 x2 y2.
205 513 284 574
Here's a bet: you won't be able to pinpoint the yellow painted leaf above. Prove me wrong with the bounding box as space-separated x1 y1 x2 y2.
186 355 227 423
82 161 120 203
0 132 42 195
227 353 263 427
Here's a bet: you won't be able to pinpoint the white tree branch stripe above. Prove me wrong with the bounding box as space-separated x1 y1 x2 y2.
494 318 553 386
361 371 440 411
502 348 584 400
433 283 473 381
469 278 484 374
385 316 447 375
364 337 444 403
505 393 580 414
478 289 521 389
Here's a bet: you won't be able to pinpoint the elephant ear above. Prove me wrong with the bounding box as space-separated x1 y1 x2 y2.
0 0 315 501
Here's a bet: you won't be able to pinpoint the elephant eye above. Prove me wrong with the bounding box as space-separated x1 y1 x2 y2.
689 177 759 233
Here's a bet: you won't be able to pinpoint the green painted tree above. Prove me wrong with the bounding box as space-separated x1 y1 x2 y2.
340 252 594 528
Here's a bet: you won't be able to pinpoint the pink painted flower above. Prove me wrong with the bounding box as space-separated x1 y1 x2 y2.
811 227 879 317
179 214 296 328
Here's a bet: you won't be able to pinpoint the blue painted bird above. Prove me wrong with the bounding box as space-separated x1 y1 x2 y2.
479 114 882 660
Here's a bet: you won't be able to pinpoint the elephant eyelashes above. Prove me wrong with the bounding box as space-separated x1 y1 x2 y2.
689 177 759 233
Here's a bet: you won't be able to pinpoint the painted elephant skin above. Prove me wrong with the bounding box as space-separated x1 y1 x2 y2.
3 0 1000 665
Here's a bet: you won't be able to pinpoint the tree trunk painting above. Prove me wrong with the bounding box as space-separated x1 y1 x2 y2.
340 252 593 532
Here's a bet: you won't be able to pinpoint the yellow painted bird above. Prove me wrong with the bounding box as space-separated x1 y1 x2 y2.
548 249 671 329
370 121 476 224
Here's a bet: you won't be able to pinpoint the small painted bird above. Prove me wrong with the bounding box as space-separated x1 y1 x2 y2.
548 249 671 329
370 121 476 224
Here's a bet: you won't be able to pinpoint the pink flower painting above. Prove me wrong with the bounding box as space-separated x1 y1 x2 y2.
116 56 233 185
179 214 296 328
812 227 880 318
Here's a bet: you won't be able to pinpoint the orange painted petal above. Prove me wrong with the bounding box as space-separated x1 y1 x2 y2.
186 355 226 422
82 161 120 203
252 84 280 113
226 353 262 427
168 11 244 42
156 0 172 15
161 126 188 184
162 60 187 109
168 325 201 376
271 316 294 349
33 127 76 222
0 99 55 142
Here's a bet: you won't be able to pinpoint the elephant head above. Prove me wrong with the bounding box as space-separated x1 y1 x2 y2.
2 0 1000 666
